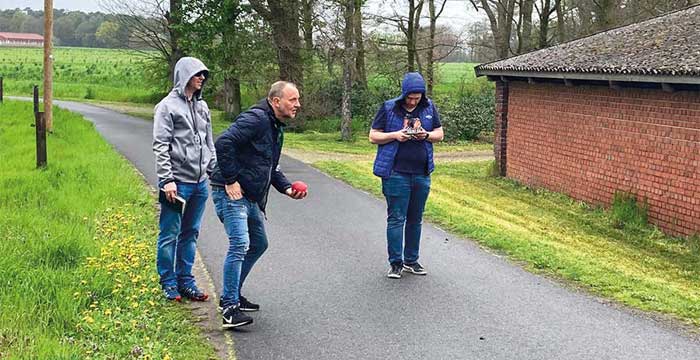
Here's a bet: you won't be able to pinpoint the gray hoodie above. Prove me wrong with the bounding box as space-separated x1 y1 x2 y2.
153 57 216 186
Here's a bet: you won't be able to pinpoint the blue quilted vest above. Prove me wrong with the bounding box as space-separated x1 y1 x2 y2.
372 96 436 178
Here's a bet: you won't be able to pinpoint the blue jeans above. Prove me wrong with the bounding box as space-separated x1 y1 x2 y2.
156 180 209 289
212 187 268 308
381 171 431 265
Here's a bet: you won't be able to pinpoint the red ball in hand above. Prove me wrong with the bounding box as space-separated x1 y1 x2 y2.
291 181 308 193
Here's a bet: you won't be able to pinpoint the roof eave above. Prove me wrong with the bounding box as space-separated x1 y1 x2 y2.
475 69 700 85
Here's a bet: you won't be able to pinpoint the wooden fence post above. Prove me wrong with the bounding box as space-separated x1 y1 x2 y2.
0 76 3 103
33 85 47 168
36 111 47 168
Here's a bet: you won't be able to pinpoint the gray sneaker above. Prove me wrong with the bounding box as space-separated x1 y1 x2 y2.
403 262 427 275
387 263 403 279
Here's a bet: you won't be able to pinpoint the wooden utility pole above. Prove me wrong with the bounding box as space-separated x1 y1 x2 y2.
34 85 47 168
44 0 54 131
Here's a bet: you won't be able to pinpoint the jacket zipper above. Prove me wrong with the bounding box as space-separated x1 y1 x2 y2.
188 98 203 182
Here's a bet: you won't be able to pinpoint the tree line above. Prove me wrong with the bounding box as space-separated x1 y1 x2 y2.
2 1 697 140
0 8 129 48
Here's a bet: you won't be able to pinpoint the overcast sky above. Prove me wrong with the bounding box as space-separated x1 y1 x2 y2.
1 0 485 31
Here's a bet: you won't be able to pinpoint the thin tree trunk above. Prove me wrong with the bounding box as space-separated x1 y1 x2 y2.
353 0 367 88
427 0 436 96
341 0 355 141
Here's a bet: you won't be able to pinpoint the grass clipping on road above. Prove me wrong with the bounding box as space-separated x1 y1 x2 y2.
0 101 216 359
315 160 700 327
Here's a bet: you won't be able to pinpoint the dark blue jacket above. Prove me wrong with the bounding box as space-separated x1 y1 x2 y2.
372 72 437 178
210 99 291 212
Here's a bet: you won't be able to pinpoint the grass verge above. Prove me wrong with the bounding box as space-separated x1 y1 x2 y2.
0 101 217 359
314 160 700 327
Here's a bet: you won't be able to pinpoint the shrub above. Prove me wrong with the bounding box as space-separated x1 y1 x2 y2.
436 91 494 142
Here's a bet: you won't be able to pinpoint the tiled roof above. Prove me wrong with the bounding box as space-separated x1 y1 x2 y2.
475 5 700 79
0 32 44 41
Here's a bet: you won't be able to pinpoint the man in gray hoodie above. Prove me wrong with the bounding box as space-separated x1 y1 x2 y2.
153 57 216 302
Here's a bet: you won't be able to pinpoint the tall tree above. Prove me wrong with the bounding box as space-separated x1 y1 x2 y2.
406 0 424 71
101 0 186 85
300 0 316 53
353 0 367 88
340 0 355 141
425 0 448 96
249 0 305 88
517 0 534 53
536 0 556 48
469 0 518 59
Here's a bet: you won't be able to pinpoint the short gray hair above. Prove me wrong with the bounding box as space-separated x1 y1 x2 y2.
268 81 297 101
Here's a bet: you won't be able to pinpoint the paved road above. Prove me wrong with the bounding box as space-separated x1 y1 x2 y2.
42 99 700 359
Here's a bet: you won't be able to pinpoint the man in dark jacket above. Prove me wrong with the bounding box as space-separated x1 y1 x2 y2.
153 56 216 302
210 81 307 329
369 72 444 279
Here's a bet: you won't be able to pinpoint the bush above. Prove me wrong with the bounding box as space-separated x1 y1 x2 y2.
437 91 495 142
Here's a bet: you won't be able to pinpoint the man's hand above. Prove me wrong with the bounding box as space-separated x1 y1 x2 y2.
225 182 244 200
285 187 307 200
395 130 411 142
163 182 178 203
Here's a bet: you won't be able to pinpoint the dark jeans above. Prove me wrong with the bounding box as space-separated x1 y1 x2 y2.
381 171 431 265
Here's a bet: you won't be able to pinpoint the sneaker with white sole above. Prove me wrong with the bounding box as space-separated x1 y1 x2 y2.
222 304 253 329
403 262 427 275
387 262 403 279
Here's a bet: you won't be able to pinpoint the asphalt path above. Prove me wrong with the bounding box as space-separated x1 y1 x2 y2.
38 99 700 359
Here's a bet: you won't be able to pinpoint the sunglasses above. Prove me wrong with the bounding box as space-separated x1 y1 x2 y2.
193 71 207 78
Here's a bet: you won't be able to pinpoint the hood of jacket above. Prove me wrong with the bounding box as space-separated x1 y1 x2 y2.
173 57 209 100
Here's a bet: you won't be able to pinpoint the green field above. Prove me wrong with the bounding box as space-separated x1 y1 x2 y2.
0 47 162 103
0 100 217 359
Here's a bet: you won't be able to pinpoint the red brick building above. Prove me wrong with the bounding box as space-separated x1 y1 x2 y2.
0 32 44 47
475 6 700 236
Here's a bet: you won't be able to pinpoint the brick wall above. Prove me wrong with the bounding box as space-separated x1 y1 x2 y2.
502 81 700 236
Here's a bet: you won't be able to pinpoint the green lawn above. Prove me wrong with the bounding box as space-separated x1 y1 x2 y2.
0 100 217 359
314 160 700 327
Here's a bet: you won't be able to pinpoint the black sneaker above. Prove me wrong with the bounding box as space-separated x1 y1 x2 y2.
403 262 427 275
222 305 253 329
387 262 403 279
239 295 260 312
179 285 209 301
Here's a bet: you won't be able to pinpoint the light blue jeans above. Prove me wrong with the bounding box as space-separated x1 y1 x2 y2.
212 187 268 308
156 180 209 289
381 171 431 265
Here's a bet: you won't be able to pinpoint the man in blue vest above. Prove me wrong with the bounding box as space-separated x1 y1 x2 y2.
369 72 444 278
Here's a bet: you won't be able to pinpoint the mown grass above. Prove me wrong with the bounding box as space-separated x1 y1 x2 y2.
283 132 492 155
0 101 217 359
314 160 700 326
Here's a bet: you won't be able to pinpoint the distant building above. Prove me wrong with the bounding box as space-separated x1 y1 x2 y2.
0 32 44 47
476 5 700 236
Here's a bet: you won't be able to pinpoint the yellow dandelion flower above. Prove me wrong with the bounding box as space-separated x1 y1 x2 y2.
83 316 95 324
